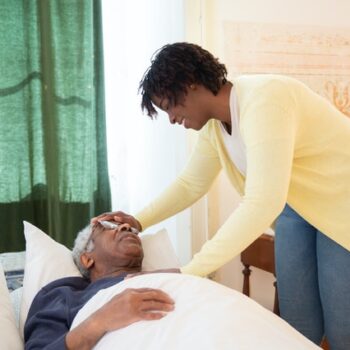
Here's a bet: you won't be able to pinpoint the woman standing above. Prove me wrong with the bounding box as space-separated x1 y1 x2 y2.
95 43 350 349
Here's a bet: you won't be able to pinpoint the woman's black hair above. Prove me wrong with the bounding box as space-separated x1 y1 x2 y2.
139 42 227 118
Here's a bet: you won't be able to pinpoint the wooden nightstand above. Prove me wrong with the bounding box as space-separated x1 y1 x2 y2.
240 233 279 314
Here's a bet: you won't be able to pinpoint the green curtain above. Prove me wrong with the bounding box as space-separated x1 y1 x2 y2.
0 0 111 252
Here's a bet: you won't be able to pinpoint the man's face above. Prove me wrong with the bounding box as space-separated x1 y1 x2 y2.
152 85 212 131
88 222 144 271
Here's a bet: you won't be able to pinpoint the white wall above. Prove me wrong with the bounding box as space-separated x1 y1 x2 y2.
186 0 350 310
102 0 192 265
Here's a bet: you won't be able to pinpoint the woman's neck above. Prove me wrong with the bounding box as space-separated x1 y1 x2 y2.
211 81 233 125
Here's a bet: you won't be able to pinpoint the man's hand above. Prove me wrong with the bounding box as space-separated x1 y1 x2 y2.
96 288 175 330
91 211 142 232
66 288 174 350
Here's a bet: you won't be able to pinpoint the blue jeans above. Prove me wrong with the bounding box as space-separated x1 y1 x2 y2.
275 204 350 350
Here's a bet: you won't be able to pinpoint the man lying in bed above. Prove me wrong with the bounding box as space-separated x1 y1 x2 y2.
24 221 176 350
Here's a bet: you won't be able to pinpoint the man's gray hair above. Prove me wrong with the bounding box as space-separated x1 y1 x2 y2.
72 225 95 278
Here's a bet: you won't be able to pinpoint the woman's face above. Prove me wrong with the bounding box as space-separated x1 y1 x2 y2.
152 85 213 131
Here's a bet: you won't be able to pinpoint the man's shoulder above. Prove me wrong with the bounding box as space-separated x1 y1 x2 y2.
27 277 90 321
41 276 89 293
40 275 125 295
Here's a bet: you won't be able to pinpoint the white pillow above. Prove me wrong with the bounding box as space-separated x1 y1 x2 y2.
19 221 180 337
140 229 180 271
10 287 23 328
0 264 23 349
19 222 81 337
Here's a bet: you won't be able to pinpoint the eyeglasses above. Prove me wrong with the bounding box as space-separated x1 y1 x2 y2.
84 221 139 253
98 220 139 235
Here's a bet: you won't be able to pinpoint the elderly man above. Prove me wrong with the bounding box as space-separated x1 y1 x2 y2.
24 222 175 350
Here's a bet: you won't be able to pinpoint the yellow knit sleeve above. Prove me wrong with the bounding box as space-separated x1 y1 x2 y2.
181 102 297 276
135 126 222 231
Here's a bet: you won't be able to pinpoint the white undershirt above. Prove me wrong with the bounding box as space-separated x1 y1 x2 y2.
219 86 247 176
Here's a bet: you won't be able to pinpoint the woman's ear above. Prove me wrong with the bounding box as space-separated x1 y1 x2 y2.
189 84 196 90
80 253 95 270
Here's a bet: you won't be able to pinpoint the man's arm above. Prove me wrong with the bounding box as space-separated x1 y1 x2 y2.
25 288 73 350
25 279 174 350
65 288 174 350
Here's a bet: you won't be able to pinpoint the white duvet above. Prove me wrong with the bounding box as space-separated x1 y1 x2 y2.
71 273 320 350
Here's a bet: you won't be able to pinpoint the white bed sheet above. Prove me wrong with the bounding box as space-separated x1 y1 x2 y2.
72 273 320 350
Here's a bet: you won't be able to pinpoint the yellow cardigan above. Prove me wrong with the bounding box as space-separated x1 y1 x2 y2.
135 74 350 277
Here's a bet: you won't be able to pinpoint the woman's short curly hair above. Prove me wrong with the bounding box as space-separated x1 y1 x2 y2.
139 42 227 118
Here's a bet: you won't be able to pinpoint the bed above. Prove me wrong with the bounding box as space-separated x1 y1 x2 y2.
0 222 320 349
